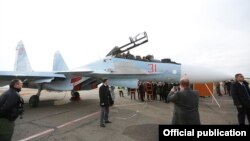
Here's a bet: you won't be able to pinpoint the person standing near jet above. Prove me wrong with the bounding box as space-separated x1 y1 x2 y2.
0 79 24 141
231 73 250 125
110 86 115 102
167 77 200 125
118 87 124 97
99 79 112 127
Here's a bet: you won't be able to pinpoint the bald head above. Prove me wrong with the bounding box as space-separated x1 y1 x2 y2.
180 78 190 88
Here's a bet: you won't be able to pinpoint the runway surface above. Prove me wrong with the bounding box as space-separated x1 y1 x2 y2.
0 88 238 141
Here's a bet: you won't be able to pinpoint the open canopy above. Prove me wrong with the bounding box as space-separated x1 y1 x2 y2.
106 32 148 57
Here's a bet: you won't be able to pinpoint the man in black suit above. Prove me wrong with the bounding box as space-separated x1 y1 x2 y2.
99 79 112 127
231 73 250 125
0 79 24 141
167 77 200 125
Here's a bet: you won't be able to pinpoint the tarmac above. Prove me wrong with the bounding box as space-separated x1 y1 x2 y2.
0 87 239 141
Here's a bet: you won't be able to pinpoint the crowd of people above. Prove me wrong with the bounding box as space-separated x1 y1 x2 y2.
137 82 173 102
1 73 249 139
100 73 250 126
100 77 201 126
112 82 178 102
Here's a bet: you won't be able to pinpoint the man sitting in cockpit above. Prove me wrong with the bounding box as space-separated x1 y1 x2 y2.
126 51 135 59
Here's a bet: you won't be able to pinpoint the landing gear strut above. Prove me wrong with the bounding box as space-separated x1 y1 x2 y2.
70 91 80 101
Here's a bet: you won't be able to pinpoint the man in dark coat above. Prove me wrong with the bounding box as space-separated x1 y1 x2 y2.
138 82 145 102
99 79 112 127
0 79 24 141
230 73 250 125
167 77 200 125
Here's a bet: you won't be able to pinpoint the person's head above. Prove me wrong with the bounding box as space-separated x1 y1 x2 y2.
235 73 244 82
102 78 109 85
9 79 23 92
179 77 190 89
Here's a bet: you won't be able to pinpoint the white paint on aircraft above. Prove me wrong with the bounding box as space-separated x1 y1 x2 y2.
181 64 232 83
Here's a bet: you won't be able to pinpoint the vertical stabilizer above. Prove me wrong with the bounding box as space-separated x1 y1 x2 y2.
53 51 69 71
14 41 32 72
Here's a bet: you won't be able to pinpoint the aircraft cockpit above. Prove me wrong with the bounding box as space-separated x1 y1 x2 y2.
106 32 180 65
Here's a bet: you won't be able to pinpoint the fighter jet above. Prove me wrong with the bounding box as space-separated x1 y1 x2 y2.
0 32 232 107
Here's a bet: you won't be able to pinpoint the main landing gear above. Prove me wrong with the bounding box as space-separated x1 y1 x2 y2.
28 85 81 108
29 85 42 108
70 91 81 101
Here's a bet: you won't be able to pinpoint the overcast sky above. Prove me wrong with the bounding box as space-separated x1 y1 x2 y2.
0 0 249 77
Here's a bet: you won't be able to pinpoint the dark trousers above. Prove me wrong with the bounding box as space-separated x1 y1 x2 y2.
119 91 124 97
140 92 145 102
153 93 157 100
100 106 109 124
236 106 250 125
0 118 14 141
131 91 136 100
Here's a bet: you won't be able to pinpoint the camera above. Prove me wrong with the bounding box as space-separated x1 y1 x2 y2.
172 83 180 91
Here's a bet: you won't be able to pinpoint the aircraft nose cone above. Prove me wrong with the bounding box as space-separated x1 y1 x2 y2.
181 65 233 83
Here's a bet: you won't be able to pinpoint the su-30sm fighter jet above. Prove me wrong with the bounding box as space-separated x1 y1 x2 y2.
0 32 232 107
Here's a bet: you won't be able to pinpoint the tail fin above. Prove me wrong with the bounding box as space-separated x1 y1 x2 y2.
14 41 33 72
53 51 69 71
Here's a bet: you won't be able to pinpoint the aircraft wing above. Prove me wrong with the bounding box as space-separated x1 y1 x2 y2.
55 69 93 76
0 71 66 86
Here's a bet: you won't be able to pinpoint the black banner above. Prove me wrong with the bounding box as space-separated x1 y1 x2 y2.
159 125 249 140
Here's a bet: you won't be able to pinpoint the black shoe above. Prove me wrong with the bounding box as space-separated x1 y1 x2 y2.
100 124 105 127
105 121 112 123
